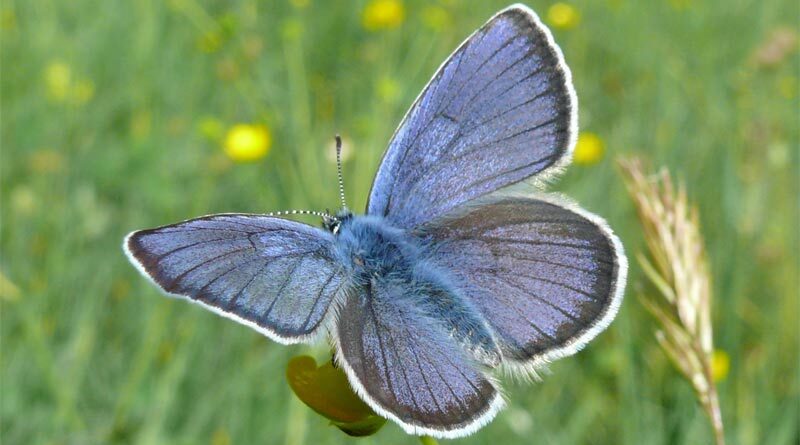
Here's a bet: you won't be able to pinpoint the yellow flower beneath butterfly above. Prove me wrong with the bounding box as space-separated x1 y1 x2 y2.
223 124 271 162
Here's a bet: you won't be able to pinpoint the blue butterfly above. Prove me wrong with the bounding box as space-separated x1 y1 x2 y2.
124 4 626 439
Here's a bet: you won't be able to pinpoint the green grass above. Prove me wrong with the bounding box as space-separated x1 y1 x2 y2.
2 0 798 444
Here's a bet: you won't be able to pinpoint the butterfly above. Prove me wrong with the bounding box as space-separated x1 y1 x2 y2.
124 4 626 439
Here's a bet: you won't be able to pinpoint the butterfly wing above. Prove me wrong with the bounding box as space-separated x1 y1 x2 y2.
124 214 347 344
335 282 503 438
416 196 626 372
367 5 576 228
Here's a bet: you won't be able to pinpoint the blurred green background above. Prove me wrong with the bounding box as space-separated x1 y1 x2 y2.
2 0 798 444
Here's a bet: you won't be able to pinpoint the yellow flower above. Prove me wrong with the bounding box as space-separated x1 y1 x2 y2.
547 2 580 30
45 61 72 101
778 75 797 99
711 350 730 382
131 110 153 139
10 186 37 216
573 132 605 165
223 124 271 162
0 270 21 303
669 0 692 11
210 427 231 445
196 31 222 53
281 18 304 41
28 149 66 174
421 5 451 31
377 76 401 105
70 79 95 105
43 61 94 105
362 0 405 31
1 8 17 31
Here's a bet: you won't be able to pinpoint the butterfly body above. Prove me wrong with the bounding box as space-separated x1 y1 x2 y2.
334 213 502 366
124 4 627 438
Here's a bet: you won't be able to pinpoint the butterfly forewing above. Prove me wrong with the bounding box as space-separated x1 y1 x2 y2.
125 214 346 343
417 196 626 370
367 6 576 229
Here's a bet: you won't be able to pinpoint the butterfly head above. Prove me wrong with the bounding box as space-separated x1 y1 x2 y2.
322 208 353 235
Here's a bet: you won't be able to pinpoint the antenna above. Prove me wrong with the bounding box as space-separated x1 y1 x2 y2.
335 134 348 210
266 209 328 218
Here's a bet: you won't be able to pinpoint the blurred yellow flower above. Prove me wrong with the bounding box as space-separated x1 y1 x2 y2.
1 8 17 31
10 186 37 216
45 61 72 100
711 349 730 382
223 124 271 162
211 428 231 445
71 79 95 105
196 31 223 53
28 149 66 174
547 3 580 30
377 76 401 104
767 142 789 168
44 61 94 105
573 132 605 165
281 18 304 41
131 110 152 139
421 5 452 31
669 0 692 11
0 270 21 303
777 75 797 99
290 0 309 9
362 0 405 31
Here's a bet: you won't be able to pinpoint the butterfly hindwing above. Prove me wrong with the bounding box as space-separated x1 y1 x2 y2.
367 5 576 228
417 196 626 371
335 280 503 438
125 214 347 343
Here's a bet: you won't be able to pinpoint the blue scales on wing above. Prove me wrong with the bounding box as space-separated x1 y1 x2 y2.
335 279 503 438
125 214 347 343
367 7 576 229
417 196 626 368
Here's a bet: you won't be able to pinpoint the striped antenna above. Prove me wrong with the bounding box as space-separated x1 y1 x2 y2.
266 209 328 218
335 134 348 210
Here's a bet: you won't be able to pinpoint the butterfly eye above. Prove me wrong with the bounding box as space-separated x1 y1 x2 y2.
322 214 341 234
353 256 364 266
